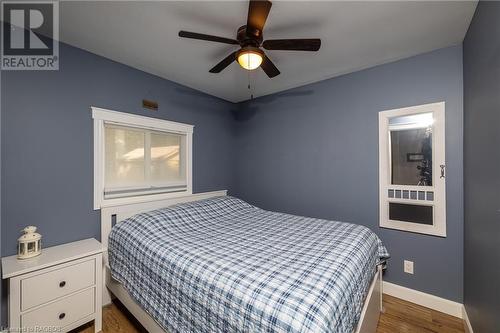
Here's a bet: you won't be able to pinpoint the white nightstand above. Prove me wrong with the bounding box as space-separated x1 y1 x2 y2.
2 238 103 333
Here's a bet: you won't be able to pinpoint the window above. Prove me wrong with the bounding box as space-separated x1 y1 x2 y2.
92 107 193 209
379 102 446 237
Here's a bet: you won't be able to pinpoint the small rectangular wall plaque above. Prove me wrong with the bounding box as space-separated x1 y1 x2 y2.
143 99 158 111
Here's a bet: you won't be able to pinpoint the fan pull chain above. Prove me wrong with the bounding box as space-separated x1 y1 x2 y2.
247 70 254 99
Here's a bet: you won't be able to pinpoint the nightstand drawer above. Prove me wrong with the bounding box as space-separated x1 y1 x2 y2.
21 259 95 311
21 287 95 329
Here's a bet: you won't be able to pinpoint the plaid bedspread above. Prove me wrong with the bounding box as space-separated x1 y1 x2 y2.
108 196 389 333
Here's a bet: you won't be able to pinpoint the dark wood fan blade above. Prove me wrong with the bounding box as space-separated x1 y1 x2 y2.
246 0 272 37
179 31 239 45
260 54 280 78
209 51 238 73
262 39 321 51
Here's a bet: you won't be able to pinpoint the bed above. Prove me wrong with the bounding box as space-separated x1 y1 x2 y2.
101 191 389 333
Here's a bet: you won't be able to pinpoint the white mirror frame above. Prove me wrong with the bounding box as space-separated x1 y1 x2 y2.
378 102 446 237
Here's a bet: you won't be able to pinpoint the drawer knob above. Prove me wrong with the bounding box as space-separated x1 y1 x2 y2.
58 313 66 320
59 281 66 288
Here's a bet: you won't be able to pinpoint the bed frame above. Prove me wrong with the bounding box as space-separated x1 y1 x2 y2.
100 190 383 333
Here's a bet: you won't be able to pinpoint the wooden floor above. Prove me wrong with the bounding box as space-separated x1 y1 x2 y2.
377 295 465 333
71 294 465 333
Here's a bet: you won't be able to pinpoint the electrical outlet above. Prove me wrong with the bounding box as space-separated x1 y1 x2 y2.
404 260 414 274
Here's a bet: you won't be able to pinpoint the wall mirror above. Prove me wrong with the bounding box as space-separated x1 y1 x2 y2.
379 102 446 237
389 112 433 186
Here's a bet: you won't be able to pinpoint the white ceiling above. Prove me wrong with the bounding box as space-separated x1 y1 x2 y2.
60 1 477 103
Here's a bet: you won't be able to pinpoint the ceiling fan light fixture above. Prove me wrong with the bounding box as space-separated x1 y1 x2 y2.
237 47 263 70
178 0 321 78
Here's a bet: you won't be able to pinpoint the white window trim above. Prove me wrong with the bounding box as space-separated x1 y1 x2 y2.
92 106 194 209
378 102 446 237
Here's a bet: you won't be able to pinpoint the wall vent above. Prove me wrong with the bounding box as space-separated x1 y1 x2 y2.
143 99 158 111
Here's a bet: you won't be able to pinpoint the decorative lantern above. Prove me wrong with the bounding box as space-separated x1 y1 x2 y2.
17 226 42 259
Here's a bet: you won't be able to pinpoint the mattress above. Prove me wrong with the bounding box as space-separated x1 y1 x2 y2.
108 196 389 333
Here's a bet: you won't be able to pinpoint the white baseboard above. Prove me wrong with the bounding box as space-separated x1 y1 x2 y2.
382 281 463 318
462 305 474 333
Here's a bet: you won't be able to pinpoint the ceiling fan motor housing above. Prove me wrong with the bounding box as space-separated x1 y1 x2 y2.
237 25 262 47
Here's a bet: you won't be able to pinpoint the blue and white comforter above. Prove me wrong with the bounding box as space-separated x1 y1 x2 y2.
108 196 389 333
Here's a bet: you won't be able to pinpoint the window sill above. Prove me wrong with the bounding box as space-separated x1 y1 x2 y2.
94 190 193 210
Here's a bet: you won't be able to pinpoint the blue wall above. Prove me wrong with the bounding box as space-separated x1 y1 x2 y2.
234 45 464 302
1 40 466 326
463 2 500 332
0 69 2 326
1 42 237 255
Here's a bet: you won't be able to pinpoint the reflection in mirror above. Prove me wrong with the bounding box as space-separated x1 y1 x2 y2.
389 113 433 186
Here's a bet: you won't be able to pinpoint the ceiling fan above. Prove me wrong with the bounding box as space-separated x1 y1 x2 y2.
178 0 321 78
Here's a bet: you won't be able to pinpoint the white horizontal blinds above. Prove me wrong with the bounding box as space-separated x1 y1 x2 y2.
105 126 146 189
104 123 187 199
150 131 184 184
